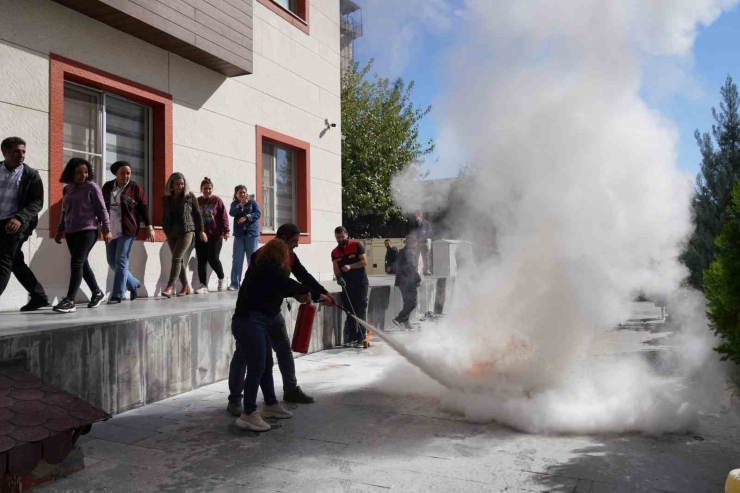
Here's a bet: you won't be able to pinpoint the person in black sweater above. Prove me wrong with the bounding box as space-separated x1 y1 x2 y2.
384 239 398 274
232 238 312 432
227 223 335 417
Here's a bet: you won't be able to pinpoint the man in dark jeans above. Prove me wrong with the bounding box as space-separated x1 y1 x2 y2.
393 235 422 331
0 137 49 311
384 239 398 274
412 210 433 275
227 223 335 416
332 226 369 346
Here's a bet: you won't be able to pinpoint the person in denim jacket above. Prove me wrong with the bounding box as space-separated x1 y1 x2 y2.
229 185 261 290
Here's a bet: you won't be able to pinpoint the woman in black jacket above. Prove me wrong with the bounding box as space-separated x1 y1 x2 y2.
231 238 311 432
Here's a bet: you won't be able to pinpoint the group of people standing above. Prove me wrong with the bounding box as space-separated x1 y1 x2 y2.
0 136 263 313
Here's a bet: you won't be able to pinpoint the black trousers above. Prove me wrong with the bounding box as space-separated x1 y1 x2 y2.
227 313 298 403
342 283 368 343
65 230 100 300
0 220 46 300
397 283 418 322
195 238 225 284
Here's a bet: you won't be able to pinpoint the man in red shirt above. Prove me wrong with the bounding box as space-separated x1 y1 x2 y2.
331 226 369 347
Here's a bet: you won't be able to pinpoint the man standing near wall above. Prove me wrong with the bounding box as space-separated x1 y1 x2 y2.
0 137 49 311
413 210 433 275
393 235 422 331
227 223 335 416
332 226 369 346
384 239 398 274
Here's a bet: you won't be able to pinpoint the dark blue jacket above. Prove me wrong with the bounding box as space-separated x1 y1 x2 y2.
230 199 261 237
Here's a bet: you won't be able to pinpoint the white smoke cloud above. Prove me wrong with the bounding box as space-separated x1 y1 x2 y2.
383 0 738 435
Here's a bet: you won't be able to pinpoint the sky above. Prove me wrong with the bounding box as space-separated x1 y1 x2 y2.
351 1 740 180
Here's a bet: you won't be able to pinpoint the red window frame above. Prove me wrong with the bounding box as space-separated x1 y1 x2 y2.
49 54 173 242
257 0 310 35
255 125 311 244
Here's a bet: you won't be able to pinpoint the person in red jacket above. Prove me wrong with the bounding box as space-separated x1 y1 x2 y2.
195 177 230 294
332 226 369 347
102 160 155 304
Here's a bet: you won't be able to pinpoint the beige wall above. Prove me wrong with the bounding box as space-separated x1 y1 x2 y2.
0 0 342 310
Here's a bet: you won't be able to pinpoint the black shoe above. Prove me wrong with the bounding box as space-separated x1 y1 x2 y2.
53 298 76 313
88 291 105 308
392 318 406 331
227 401 243 417
129 283 140 301
107 297 122 305
402 320 414 331
20 297 49 312
284 386 315 404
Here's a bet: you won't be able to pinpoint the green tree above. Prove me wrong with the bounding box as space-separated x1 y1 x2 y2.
341 60 434 238
704 182 740 364
681 76 740 289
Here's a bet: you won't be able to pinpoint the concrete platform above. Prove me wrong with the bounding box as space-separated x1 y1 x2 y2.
0 276 447 416
35 324 740 493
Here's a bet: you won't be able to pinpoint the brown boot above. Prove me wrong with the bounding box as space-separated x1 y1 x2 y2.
177 284 190 297
162 284 175 298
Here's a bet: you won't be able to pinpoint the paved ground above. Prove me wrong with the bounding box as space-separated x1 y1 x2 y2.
40 306 740 493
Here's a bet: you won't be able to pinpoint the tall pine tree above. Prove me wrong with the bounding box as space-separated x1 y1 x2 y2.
681 76 740 289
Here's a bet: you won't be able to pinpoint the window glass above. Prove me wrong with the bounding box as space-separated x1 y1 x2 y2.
274 0 298 14
261 141 296 232
63 85 102 175
105 95 149 196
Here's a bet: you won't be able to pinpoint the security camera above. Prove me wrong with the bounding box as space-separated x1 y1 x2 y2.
330 123 337 128
324 119 337 130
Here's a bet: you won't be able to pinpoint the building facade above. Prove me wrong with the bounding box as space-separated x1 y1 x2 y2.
0 0 344 311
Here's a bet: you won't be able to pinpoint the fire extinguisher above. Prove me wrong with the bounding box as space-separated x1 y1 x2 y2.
291 303 317 353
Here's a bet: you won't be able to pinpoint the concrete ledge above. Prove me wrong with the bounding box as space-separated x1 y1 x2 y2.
0 277 447 416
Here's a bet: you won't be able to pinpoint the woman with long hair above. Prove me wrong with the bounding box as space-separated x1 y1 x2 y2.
229 185 261 290
161 172 206 298
231 238 311 431
53 157 111 313
195 177 229 294
102 160 155 304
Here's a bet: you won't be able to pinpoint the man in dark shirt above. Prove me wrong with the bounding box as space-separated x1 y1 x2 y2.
331 226 369 346
393 235 422 331
227 223 335 416
384 239 398 274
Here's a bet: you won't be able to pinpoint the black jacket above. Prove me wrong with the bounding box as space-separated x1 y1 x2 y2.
249 250 328 302
14 164 43 238
234 260 309 318
394 246 421 287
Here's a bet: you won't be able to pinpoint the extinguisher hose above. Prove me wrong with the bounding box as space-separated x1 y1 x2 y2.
337 285 367 342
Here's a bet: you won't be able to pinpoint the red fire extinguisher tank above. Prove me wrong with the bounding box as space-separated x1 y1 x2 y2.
291 303 317 353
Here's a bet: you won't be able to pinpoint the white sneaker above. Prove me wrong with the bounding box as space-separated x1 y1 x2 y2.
218 279 226 292
235 411 271 431
261 403 293 419
194 286 209 295
227 285 238 291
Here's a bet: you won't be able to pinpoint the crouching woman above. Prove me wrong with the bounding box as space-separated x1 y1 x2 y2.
232 238 311 432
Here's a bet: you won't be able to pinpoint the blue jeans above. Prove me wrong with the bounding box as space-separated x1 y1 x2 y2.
228 313 297 404
230 235 260 288
231 313 278 414
106 235 139 299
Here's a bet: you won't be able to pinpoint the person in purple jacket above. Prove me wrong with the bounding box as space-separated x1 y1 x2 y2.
195 177 230 294
53 157 111 313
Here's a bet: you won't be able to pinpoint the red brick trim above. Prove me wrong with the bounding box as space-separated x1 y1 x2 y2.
257 0 310 35
255 125 311 244
49 54 172 242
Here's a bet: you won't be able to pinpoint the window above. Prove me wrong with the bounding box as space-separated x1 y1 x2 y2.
63 82 151 199
50 54 173 241
261 142 297 232
257 0 309 34
275 0 298 14
255 126 312 244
